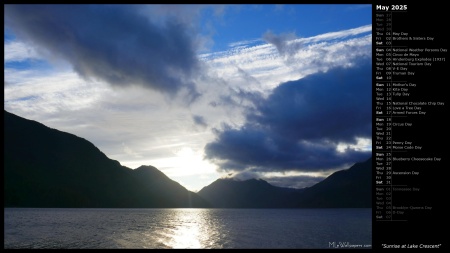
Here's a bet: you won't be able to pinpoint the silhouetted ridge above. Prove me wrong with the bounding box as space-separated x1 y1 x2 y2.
198 178 304 208
198 157 371 208
4 110 210 208
295 157 372 207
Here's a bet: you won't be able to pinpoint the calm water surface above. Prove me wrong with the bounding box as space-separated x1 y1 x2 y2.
4 208 371 249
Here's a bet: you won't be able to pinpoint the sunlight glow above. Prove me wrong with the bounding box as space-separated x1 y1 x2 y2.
124 147 221 191
151 147 218 177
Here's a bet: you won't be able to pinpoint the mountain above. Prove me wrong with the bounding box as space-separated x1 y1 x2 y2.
4 110 210 208
295 157 372 208
198 157 371 208
197 178 303 208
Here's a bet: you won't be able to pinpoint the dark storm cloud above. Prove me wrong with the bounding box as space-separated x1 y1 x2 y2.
4 4 201 97
249 59 372 143
205 58 372 173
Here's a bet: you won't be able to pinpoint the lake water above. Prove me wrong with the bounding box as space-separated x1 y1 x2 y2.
4 208 371 249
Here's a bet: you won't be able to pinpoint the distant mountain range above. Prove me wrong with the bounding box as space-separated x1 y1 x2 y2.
197 178 304 208
198 157 371 208
4 110 371 208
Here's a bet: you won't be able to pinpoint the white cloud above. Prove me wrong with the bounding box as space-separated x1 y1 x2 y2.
336 137 372 153
200 25 371 93
227 38 263 48
4 41 40 62
4 69 106 116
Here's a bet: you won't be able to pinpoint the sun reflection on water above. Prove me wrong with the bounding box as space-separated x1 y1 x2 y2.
170 219 201 248
110 209 226 248
161 209 217 249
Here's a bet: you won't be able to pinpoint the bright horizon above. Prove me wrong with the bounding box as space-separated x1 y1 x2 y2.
4 4 372 192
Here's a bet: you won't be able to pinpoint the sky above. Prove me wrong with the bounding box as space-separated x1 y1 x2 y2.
4 4 372 192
